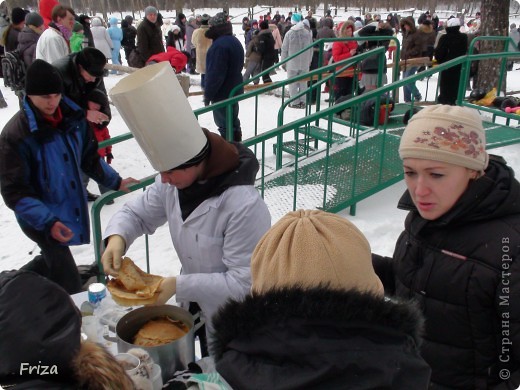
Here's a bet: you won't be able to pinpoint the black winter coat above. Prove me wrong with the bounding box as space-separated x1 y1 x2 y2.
121 21 137 48
435 28 468 105
136 18 164 63
374 156 520 389
52 52 110 118
257 29 277 70
212 287 431 389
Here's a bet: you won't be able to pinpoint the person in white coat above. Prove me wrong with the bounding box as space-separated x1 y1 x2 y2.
280 13 313 108
102 62 271 357
90 17 112 62
35 4 75 63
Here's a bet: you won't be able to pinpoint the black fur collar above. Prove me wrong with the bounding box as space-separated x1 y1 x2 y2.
211 287 425 360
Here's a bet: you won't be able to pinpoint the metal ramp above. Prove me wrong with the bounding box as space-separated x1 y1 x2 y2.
260 103 520 219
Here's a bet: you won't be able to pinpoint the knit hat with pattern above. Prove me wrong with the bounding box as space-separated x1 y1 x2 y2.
399 105 488 171
251 209 384 296
209 12 228 27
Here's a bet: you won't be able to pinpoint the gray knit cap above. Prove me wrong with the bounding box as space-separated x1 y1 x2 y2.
144 6 158 17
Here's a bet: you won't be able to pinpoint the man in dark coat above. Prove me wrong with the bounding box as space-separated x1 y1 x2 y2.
204 12 244 142
78 14 94 47
257 20 277 83
137 6 164 63
434 17 468 105
212 210 431 389
53 47 113 201
121 15 137 62
0 60 136 293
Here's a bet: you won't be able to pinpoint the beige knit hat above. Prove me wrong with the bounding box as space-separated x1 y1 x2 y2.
251 209 384 297
399 105 488 171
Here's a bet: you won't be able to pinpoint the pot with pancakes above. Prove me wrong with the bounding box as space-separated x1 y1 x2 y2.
111 259 198 382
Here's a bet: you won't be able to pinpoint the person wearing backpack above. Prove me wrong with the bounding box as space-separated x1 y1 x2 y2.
16 12 44 67
1 7 26 52
0 60 138 294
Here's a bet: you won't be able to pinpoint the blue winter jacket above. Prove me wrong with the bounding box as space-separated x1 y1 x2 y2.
0 96 122 245
204 25 244 103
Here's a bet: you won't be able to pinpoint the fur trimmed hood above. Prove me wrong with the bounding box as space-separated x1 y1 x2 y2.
211 287 431 390
212 287 425 359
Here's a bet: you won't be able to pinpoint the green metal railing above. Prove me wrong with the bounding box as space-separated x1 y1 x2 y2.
91 42 519 277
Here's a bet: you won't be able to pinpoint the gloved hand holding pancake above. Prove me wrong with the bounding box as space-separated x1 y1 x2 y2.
107 257 164 306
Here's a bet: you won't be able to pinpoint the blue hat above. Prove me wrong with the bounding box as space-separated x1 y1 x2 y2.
291 13 302 24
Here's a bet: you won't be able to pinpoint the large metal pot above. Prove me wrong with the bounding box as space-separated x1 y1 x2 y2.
116 305 195 382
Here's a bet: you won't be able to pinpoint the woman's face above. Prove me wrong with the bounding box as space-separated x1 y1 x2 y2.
403 158 478 220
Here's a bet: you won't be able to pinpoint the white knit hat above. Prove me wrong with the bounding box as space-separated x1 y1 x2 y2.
447 17 461 28
399 105 488 171
251 209 384 296
110 62 207 172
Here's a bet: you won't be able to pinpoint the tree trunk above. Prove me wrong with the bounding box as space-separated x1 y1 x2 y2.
475 0 509 93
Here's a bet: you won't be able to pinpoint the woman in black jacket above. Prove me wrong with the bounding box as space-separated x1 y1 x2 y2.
434 18 468 105
374 105 520 389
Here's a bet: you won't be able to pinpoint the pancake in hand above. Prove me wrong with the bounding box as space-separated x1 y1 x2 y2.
107 257 163 306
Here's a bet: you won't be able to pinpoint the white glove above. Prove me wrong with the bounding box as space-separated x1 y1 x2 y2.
101 235 126 276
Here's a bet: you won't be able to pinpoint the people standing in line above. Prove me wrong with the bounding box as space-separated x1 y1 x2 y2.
507 23 520 71
245 19 258 48
108 17 123 73
103 62 271 355
36 5 75 63
243 30 262 85
434 17 468 105
354 20 393 92
280 13 314 109
136 6 164 64
70 22 85 53
400 16 422 102
17 12 44 67
331 20 358 100
121 15 137 63
174 12 187 39
372 104 520 389
269 20 283 58
204 12 244 142
78 14 94 48
212 209 431 389
191 14 212 89
0 60 137 294
167 24 185 53
90 17 113 68
161 17 172 43
2 7 26 52
257 20 277 83
185 16 199 74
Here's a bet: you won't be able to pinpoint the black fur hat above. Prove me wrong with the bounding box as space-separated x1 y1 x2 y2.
76 47 107 78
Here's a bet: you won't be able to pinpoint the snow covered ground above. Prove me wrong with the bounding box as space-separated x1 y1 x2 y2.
0 7 520 279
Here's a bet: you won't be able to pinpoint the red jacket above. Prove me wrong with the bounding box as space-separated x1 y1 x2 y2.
89 122 112 162
147 46 188 73
332 40 358 76
39 0 60 28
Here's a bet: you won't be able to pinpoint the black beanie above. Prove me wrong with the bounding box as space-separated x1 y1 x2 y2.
76 47 106 78
11 7 27 25
25 59 64 95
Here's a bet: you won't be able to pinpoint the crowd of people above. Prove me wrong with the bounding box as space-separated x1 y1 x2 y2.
0 3 519 389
